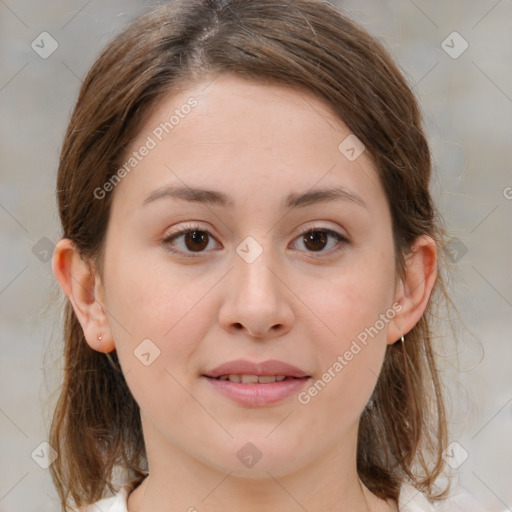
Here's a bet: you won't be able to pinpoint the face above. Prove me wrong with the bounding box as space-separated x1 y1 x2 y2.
99 74 399 478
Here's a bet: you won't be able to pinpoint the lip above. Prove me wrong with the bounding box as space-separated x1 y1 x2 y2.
204 376 310 407
202 359 311 407
204 359 310 379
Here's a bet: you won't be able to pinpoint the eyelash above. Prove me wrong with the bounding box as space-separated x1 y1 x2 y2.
162 223 349 259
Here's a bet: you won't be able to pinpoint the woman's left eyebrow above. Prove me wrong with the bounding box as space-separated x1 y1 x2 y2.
142 184 368 211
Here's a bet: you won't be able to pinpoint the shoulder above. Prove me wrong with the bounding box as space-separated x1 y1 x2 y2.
77 482 133 512
399 481 494 511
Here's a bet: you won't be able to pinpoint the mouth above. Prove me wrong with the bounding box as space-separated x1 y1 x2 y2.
204 358 310 379
202 359 311 406
207 374 305 384
202 374 311 407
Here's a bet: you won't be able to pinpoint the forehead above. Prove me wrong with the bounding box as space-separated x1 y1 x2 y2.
114 74 385 213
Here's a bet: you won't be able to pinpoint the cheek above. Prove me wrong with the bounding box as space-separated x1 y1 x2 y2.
102 239 219 376
318 281 389 371
101 250 215 422
317 252 396 344
304 249 395 409
104 235 192 329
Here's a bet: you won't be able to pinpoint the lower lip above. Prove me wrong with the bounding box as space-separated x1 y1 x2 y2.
204 376 311 406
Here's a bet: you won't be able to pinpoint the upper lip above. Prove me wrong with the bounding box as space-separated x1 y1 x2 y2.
204 359 310 379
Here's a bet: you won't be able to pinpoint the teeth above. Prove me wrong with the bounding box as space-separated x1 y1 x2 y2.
258 375 278 383
217 374 290 383
241 374 259 383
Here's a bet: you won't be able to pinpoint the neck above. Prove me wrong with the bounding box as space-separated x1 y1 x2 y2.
127 421 396 512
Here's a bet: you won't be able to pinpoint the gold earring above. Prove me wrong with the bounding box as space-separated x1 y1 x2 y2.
97 334 103 348
400 334 405 344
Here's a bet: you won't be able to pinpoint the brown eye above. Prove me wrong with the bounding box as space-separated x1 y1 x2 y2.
182 230 209 252
303 230 328 252
163 226 220 257
292 228 348 255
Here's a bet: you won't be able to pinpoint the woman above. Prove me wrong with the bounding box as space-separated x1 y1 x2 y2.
50 0 487 510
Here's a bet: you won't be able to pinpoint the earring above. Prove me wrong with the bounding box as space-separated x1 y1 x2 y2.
97 334 103 349
400 334 405 344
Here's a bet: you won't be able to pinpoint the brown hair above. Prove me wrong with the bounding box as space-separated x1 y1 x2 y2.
50 0 451 509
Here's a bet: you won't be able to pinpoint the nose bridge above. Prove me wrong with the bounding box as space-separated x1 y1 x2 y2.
219 232 293 337
233 233 280 304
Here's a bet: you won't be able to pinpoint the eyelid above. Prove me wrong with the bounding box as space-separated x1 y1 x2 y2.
293 221 349 242
164 221 214 239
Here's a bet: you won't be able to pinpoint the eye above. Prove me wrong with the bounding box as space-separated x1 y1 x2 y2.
162 223 349 258
162 224 220 257
291 227 348 255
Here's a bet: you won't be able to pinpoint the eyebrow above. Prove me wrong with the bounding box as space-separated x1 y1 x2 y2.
142 184 368 210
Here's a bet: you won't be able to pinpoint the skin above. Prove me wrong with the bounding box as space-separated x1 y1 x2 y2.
53 74 437 512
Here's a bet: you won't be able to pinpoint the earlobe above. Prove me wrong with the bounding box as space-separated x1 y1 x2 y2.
386 235 437 344
52 238 115 353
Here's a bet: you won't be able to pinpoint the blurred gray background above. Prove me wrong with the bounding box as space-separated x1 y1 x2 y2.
1 1 511 511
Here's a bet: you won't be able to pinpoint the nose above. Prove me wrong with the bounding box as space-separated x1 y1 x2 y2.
218 243 295 339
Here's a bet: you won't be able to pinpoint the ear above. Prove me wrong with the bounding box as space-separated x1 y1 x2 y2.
52 238 115 353
386 235 437 344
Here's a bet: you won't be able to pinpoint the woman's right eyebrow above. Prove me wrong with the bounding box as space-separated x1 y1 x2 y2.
142 184 368 211
142 184 231 208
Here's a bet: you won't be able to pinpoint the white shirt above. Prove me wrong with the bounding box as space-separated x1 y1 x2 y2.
80 480 493 511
